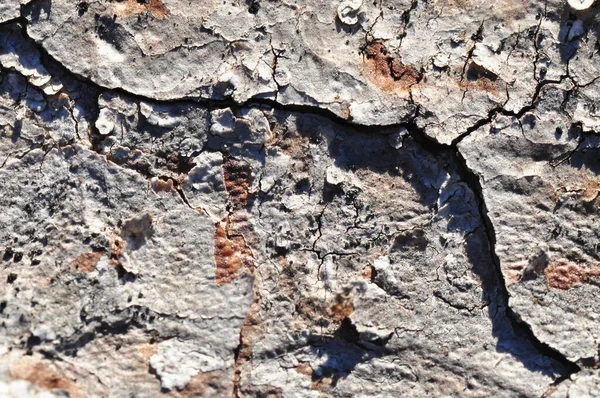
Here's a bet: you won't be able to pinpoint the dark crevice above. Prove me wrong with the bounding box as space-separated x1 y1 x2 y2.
397 0 418 50
454 148 580 375
56 305 160 356
4 5 587 386
461 21 486 81
232 329 243 398
407 121 582 379
9 15 410 139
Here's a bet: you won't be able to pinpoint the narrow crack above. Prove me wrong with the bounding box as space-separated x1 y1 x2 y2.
7 15 411 137
460 20 485 82
407 122 582 379
3 6 589 388
531 1 547 84
451 75 569 146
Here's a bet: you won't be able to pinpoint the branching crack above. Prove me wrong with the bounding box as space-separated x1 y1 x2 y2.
3 4 591 390
407 121 581 379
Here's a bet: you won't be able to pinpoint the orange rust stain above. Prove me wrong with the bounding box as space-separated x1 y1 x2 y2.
553 170 600 204
362 40 421 95
460 61 502 96
137 342 158 362
462 77 500 95
312 375 334 392
297 362 333 394
214 157 260 393
545 260 600 290
295 363 314 377
330 293 354 322
361 265 374 280
214 219 253 286
10 358 83 398
151 177 174 192
180 370 228 398
69 251 104 273
121 213 153 238
112 0 169 19
342 102 352 120
215 157 256 285
111 235 125 257
276 132 311 160
109 234 125 267
223 158 253 210
294 291 354 329
232 298 262 397
227 211 255 239
504 267 523 285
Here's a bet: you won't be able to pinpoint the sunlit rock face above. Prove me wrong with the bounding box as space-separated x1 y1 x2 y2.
1 0 600 396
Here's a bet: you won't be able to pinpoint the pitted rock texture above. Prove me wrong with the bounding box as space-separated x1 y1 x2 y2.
1 0 600 397
459 82 600 366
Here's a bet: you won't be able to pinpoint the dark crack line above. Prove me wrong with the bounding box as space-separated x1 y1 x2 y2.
397 0 418 51
7 16 410 138
460 20 486 82
407 121 582 380
4 8 588 384
451 75 569 146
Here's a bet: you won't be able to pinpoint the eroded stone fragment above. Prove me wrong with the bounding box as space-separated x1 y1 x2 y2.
0 146 252 395
548 369 600 397
0 0 24 23
459 83 600 364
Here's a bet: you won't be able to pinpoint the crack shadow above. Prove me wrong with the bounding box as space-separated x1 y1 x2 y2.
1 6 584 389
278 110 575 380
556 3 600 63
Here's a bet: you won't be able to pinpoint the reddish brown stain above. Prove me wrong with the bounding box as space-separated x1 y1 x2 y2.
215 158 259 395
232 297 262 397
11 358 83 398
215 157 256 285
111 0 169 19
545 260 600 290
553 172 600 203
362 265 374 280
223 158 253 210
109 234 125 267
311 375 334 392
69 251 104 273
151 177 174 192
214 219 253 286
180 370 230 398
330 293 355 322
460 61 502 96
137 341 158 362
295 363 313 377
294 292 354 328
121 213 153 238
362 40 421 94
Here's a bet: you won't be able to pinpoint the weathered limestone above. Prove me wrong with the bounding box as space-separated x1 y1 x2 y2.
1 0 600 396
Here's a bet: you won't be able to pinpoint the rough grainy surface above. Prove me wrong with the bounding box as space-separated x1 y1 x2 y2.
1 0 600 396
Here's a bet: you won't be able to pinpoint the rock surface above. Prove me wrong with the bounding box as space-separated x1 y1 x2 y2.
1 0 600 396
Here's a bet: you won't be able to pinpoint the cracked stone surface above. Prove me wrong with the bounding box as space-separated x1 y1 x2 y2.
547 369 600 397
459 82 600 366
1 0 600 396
